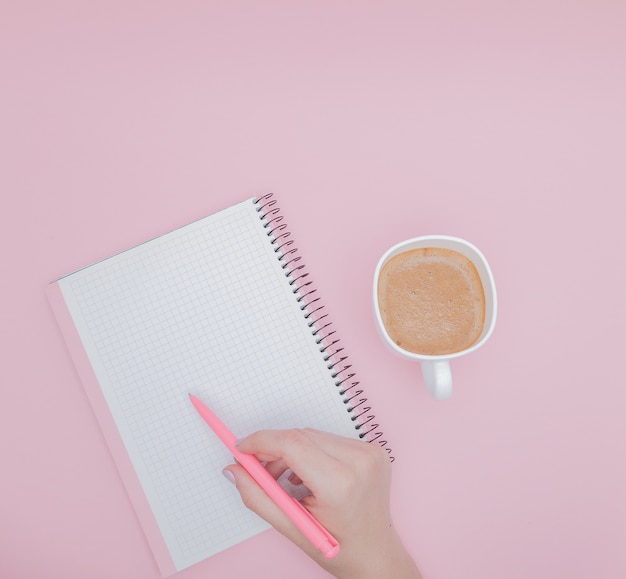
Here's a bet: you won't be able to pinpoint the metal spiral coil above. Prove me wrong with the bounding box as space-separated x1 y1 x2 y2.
254 193 393 461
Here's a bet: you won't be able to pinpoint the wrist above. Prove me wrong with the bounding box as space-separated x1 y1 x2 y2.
333 528 421 579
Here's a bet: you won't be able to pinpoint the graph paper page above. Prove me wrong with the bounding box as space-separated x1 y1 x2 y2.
56 198 358 573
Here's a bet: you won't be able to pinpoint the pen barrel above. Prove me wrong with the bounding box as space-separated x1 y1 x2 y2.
236 452 340 558
189 394 339 558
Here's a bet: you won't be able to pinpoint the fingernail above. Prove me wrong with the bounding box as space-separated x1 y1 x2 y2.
234 438 243 447
222 469 236 485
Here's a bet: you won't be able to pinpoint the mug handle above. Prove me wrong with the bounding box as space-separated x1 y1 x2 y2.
421 360 453 400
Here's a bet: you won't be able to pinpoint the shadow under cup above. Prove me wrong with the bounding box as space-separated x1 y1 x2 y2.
373 235 497 399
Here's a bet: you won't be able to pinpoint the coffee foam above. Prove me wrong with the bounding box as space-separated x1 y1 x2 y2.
378 247 485 356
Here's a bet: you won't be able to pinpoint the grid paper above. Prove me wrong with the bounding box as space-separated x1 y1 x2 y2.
57 199 359 573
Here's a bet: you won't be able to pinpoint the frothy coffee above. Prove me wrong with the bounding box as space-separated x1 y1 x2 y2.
377 247 485 356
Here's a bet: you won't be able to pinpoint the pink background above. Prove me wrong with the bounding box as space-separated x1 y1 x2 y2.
1 2 625 578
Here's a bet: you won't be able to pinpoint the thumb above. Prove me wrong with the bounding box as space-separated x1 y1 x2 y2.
222 464 318 557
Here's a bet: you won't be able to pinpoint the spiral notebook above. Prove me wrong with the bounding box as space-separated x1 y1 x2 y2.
47 195 390 577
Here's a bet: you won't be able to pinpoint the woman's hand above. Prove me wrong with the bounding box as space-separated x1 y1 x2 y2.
223 428 421 579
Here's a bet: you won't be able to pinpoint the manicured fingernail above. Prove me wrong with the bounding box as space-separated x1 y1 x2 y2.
222 469 236 485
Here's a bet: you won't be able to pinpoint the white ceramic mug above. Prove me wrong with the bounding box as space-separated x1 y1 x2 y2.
373 235 497 400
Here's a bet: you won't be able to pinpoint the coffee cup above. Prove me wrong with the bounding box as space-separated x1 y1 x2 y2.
373 235 497 400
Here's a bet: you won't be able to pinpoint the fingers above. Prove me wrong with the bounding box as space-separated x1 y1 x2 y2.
222 464 318 558
237 428 390 491
222 464 288 527
264 458 289 480
236 429 341 494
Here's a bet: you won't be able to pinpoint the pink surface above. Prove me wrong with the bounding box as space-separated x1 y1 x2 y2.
1 2 625 578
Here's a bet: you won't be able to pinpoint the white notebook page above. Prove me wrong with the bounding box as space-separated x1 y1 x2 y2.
57 198 358 572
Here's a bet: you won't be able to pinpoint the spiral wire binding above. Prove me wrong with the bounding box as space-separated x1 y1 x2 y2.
254 193 394 461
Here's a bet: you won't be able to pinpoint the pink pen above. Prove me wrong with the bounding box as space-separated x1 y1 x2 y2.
188 394 340 559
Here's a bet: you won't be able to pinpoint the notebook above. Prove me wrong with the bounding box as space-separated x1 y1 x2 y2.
47 194 391 577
